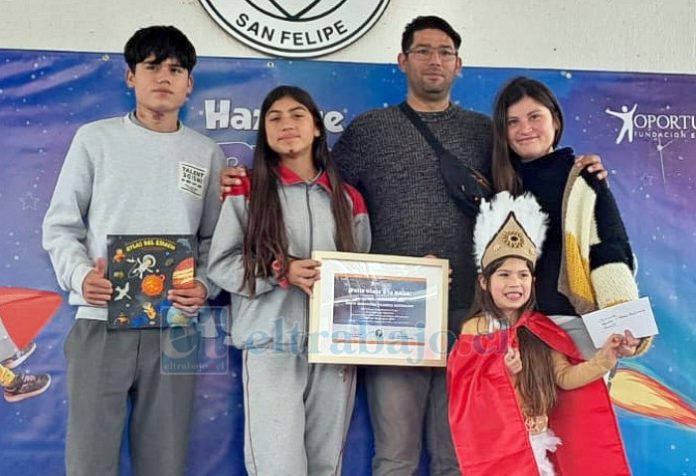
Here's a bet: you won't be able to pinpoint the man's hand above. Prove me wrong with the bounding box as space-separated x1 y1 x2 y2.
220 166 247 200
575 154 608 181
168 280 208 315
82 258 113 306
286 259 321 296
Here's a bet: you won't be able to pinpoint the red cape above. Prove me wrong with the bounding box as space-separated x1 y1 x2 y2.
447 311 630 476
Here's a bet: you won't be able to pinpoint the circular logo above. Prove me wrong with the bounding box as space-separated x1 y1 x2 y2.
199 0 391 58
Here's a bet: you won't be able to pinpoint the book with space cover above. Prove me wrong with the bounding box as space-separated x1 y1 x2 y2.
106 234 196 329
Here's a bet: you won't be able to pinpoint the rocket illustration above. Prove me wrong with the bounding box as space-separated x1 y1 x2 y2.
611 367 696 429
0 287 62 360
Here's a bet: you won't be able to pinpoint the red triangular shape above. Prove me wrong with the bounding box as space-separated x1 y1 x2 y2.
0 287 62 350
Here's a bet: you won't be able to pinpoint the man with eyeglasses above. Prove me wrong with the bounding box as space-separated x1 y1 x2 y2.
330 12 609 474
216 13 608 474
331 15 489 476
217 15 475 474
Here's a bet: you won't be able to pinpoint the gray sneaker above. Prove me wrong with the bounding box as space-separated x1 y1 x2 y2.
0 342 37 369
4 373 51 402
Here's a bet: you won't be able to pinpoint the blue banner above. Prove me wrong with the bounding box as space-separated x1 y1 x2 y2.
1 49 694 475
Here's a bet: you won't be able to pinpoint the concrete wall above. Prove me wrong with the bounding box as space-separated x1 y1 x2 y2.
1 0 694 73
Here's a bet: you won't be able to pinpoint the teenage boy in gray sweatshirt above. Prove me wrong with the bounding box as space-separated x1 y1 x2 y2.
42 26 223 476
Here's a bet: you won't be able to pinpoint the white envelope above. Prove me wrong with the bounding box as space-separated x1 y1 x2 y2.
581 297 659 348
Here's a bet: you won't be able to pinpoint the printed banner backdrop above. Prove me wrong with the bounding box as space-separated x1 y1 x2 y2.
0 49 694 475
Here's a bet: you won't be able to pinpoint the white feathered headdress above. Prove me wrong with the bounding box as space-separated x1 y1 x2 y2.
473 192 548 272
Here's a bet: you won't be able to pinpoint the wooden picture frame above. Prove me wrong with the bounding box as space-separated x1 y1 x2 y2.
308 251 449 367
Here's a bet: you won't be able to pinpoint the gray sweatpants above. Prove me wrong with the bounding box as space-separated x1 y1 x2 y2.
364 365 460 476
64 319 197 476
241 347 356 476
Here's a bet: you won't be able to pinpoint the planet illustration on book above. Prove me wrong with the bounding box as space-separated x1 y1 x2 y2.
141 274 166 297
172 257 195 288
166 306 190 326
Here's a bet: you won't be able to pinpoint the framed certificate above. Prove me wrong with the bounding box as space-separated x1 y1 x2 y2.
308 251 449 367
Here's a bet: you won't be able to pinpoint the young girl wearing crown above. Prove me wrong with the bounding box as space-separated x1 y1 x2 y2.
447 192 639 476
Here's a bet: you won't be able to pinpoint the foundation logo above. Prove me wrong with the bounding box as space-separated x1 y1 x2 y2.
199 0 391 58
605 103 696 144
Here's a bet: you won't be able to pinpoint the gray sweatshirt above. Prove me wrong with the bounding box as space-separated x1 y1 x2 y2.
42 113 224 320
207 166 371 349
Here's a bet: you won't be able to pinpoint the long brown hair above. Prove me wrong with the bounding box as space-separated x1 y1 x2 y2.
241 85 356 296
466 256 557 416
491 76 565 195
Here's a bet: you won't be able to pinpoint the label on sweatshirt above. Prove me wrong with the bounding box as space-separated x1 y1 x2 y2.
178 162 208 198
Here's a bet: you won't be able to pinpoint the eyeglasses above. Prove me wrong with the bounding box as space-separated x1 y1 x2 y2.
405 46 458 61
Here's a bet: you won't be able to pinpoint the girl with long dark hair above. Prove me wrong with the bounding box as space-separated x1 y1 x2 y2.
489 76 652 359
208 85 370 476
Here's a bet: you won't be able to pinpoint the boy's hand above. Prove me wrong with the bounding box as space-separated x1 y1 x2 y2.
287 259 321 296
504 346 522 375
82 258 113 306
220 166 247 200
168 281 208 316
575 154 608 181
